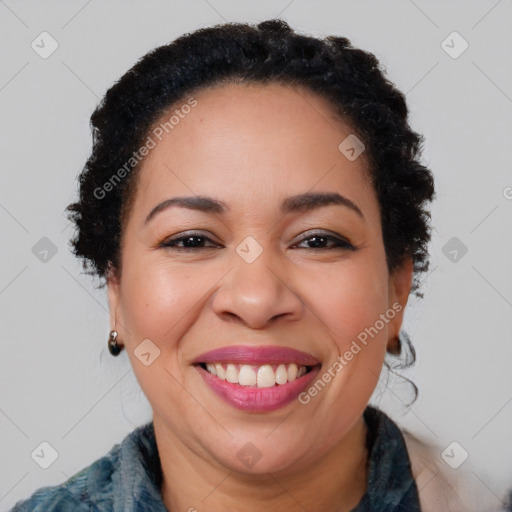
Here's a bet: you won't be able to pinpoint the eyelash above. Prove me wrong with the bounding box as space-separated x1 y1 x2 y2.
159 231 355 252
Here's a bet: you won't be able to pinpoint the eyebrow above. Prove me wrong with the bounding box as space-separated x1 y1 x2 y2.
144 192 364 224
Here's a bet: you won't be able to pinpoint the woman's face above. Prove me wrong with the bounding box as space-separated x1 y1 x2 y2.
107 82 412 475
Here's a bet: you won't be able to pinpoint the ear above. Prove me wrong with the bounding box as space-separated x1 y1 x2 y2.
387 256 414 348
106 264 122 336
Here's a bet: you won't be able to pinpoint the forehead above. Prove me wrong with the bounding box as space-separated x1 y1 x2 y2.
130 82 377 222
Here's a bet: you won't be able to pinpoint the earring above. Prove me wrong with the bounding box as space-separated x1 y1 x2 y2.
108 330 123 356
387 333 402 355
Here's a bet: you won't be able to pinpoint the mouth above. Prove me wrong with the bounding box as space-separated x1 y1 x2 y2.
192 345 321 412
197 362 314 387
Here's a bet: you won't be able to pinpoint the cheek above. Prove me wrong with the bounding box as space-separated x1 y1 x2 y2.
119 257 202 345
306 253 390 347
117 259 206 419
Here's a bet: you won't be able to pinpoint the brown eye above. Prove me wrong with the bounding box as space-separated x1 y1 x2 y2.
160 232 219 250
293 232 355 251
159 230 355 252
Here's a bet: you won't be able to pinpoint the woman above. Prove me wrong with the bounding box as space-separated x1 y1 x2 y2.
10 18 502 512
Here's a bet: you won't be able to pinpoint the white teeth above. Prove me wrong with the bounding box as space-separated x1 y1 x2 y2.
238 365 257 386
287 363 298 382
225 364 238 383
215 363 225 380
275 364 288 385
204 362 311 387
257 365 276 388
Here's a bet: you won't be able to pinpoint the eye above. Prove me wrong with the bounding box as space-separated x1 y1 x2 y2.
292 231 355 251
159 230 355 252
159 231 219 251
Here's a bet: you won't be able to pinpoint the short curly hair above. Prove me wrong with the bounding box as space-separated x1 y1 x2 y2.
66 19 435 388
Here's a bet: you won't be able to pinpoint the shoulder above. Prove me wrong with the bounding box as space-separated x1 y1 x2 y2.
402 429 505 512
9 441 121 512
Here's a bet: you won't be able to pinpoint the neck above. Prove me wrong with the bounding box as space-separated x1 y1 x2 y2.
155 415 369 512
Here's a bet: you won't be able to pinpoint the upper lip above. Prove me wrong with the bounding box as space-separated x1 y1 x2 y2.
193 345 321 366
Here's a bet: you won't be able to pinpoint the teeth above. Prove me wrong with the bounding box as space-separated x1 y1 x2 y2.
225 364 238 383
275 364 287 385
203 362 310 387
288 363 298 382
215 363 225 380
238 365 257 386
257 365 275 388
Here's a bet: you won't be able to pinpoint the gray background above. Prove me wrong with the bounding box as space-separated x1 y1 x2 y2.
1 0 511 509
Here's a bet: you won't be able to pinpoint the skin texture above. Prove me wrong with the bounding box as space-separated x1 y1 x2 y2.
107 82 413 512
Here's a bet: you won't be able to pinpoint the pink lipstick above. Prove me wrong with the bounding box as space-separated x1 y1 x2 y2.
193 345 321 412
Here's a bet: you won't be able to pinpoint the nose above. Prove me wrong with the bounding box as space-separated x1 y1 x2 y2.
211 247 304 329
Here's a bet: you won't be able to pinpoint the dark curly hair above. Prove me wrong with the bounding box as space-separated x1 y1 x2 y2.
66 19 435 400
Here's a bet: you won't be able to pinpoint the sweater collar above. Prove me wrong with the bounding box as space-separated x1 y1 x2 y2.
353 405 421 511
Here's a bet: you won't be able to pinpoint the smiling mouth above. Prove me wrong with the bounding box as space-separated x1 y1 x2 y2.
196 362 316 388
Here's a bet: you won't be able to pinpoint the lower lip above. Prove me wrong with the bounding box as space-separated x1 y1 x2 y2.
195 364 321 412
